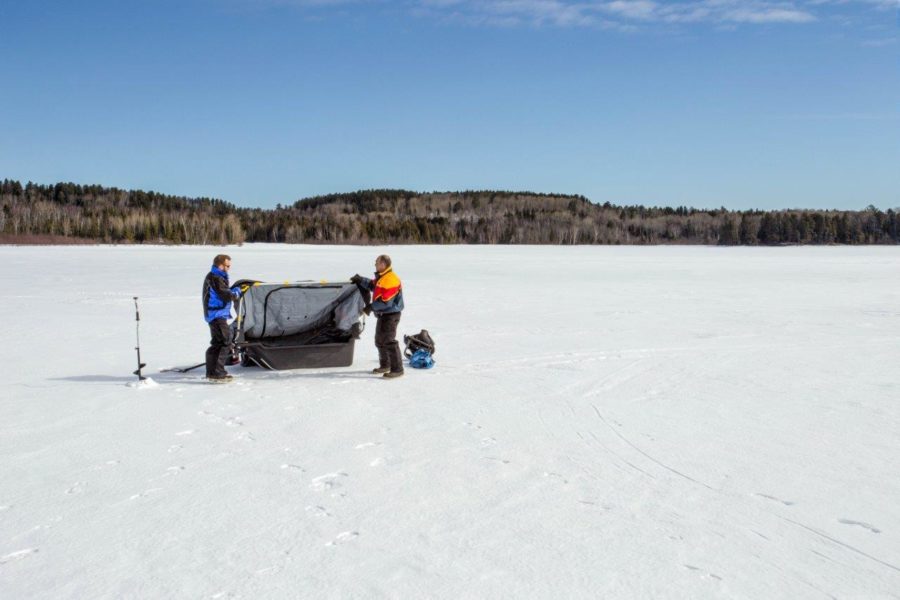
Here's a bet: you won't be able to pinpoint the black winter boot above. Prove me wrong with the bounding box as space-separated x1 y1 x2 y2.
387 341 404 376
374 348 389 374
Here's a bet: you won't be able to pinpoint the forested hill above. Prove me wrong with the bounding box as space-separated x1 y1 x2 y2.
2 180 898 245
0 180 243 245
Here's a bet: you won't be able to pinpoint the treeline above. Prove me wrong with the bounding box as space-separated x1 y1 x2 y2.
0 180 243 244
2 179 898 245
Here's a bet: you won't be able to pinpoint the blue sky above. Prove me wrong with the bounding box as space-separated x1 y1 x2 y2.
1 0 897 209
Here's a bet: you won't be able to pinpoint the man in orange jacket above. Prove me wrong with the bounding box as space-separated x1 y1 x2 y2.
351 254 405 379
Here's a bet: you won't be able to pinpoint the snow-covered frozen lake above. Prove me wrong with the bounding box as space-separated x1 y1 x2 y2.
1 244 899 599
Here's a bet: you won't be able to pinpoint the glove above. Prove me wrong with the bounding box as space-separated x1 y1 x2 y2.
350 274 362 284
230 286 242 297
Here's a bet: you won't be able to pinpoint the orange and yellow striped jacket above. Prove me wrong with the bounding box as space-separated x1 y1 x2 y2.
361 267 404 316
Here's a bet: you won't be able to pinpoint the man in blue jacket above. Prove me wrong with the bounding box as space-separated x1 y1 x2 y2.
202 254 243 381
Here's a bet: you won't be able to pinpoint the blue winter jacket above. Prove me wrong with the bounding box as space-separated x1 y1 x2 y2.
202 266 239 323
358 267 404 316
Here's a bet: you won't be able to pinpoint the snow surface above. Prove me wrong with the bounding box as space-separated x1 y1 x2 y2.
1 244 899 599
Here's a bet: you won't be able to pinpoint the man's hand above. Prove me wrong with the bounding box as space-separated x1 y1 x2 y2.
350 274 362 284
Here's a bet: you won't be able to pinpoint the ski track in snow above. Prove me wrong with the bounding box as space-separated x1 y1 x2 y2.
779 517 900 573
540 337 900 584
0 548 39 564
838 519 882 534
755 493 796 506
603 409 715 490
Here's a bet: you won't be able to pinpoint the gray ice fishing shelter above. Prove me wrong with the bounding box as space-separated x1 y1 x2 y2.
234 281 366 370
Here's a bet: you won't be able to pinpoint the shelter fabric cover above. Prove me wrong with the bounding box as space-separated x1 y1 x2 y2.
241 282 365 339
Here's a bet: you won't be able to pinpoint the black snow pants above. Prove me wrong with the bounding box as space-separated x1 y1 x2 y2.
206 318 231 378
375 312 403 374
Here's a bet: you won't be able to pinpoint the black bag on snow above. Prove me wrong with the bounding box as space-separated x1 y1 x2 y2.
403 329 435 358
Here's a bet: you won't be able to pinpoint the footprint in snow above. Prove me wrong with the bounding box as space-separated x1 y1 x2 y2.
162 466 185 477
175 430 196 437
354 442 382 450
369 455 401 467
305 505 332 518
129 488 163 500
89 460 120 471
281 464 306 473
543 471 569 484
65 482 85 495
168 445 183 453
838 519 881 533
254 565 280 575
326 531 359 546
198 411 243 427
9 520 57 543
310 472 348 491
